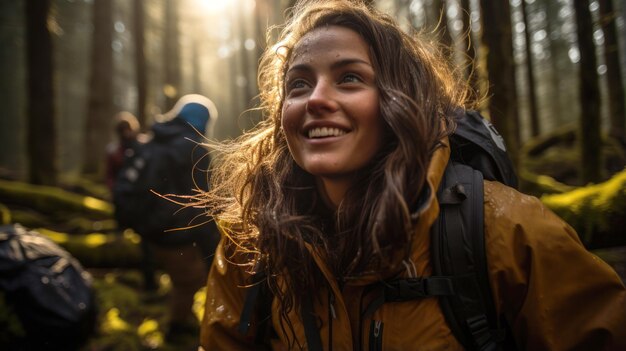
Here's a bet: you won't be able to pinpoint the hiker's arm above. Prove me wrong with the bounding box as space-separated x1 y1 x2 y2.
200 233 271 351
483 181 626 351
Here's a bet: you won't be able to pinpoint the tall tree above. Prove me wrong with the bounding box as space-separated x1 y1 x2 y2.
25 0 57 185
163 0 181 110
521 0 540 137
83 0 113 177
573 0 602 183
133 0 148 128
460 0 479 98
543 0 566 126
479 0 521 165
598 0 625 145
0 2 27 176
432 0 453 49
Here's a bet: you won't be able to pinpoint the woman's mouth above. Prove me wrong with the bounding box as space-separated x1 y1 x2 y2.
307 127 347 139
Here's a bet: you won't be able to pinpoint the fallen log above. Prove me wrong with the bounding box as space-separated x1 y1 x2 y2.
541 168 626 249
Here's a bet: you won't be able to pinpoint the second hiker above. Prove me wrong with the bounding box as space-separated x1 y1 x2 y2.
115 94 221 342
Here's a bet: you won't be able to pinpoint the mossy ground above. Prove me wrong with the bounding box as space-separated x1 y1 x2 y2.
80 269 206 351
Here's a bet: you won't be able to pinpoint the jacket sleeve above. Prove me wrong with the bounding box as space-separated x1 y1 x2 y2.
483 181 626 351
200 230 267 351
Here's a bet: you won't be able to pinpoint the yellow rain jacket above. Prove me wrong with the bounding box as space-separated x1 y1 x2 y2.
200 141 626 350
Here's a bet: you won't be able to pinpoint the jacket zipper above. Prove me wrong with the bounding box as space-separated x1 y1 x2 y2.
328 289 336 351
368 320 383 351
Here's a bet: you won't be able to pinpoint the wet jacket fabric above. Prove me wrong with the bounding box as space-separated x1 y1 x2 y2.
199 141 626 350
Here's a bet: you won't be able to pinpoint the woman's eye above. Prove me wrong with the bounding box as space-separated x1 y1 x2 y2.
287 79 309 91
340 73 362 84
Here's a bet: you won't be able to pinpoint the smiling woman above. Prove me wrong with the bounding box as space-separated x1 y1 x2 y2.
196 1 626 350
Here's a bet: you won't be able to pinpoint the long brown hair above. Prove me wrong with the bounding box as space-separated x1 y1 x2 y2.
201 0 471 339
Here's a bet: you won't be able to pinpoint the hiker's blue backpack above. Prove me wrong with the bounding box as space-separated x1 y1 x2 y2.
238 110 519 350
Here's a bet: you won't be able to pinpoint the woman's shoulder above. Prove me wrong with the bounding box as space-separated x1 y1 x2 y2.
482 180 583 254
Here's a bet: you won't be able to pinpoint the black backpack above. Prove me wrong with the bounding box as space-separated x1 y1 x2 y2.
428 110 518 350
238 110 518 351
112 138 174 237
0 224 97 350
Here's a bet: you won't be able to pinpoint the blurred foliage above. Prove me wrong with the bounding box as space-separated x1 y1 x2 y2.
519 170 575 196
542 168 626 248
520 125 626 195
0 179 113 219
59 174 112 201
517 123 626 248
80 270 204 351
36 228 143 268
0 203 10 224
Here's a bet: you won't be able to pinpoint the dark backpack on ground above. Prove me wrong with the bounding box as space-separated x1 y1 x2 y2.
0 224 96 350
238 110 518 350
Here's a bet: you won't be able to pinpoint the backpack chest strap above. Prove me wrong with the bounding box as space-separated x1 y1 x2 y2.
361 276 455 319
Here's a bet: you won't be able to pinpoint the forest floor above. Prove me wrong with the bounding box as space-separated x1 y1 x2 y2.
80 268 204 351
77 246 626 351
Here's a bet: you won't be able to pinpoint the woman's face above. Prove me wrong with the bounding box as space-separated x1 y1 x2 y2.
281 25 384 203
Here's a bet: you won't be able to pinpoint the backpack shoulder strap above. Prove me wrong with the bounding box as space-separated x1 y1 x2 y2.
238 269 275 347
431 161 506 351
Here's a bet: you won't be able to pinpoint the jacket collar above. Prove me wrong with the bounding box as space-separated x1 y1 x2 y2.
306 138 451 286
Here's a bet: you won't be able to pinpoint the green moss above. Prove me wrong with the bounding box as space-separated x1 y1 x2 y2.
520 125 626 194
37 228 142 268
541 168 626 245
519 170 575 196
64 217 118 234
81 270 177 351
10 210 50 228
0 203 11 225
59 174 111 201
0 179 113 219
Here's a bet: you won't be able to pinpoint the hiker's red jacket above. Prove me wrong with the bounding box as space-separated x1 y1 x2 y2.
200 140 626 350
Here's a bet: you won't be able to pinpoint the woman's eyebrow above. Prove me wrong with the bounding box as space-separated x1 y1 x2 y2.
286 58 372 74
285 63 312 75
330 58 372 70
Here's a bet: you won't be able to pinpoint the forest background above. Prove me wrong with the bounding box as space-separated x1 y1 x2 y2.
0 0 625 350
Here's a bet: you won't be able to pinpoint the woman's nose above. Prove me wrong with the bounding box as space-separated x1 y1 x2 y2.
306 80 339 115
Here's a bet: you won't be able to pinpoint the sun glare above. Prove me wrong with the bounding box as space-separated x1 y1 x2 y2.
193 0 234 14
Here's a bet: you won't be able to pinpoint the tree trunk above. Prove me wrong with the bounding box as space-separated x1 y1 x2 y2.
598 0 626 145
25 0 57 185
163 0 181 110
521 0 540 137
479 0 521 166
133 0 148 129
432 0 453 49
460 0 479 99
574 0 603 184
0 1 27 177
83 0 113 177
543 0 565 126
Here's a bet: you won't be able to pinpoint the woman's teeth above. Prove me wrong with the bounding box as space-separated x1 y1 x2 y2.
308 127 346 138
